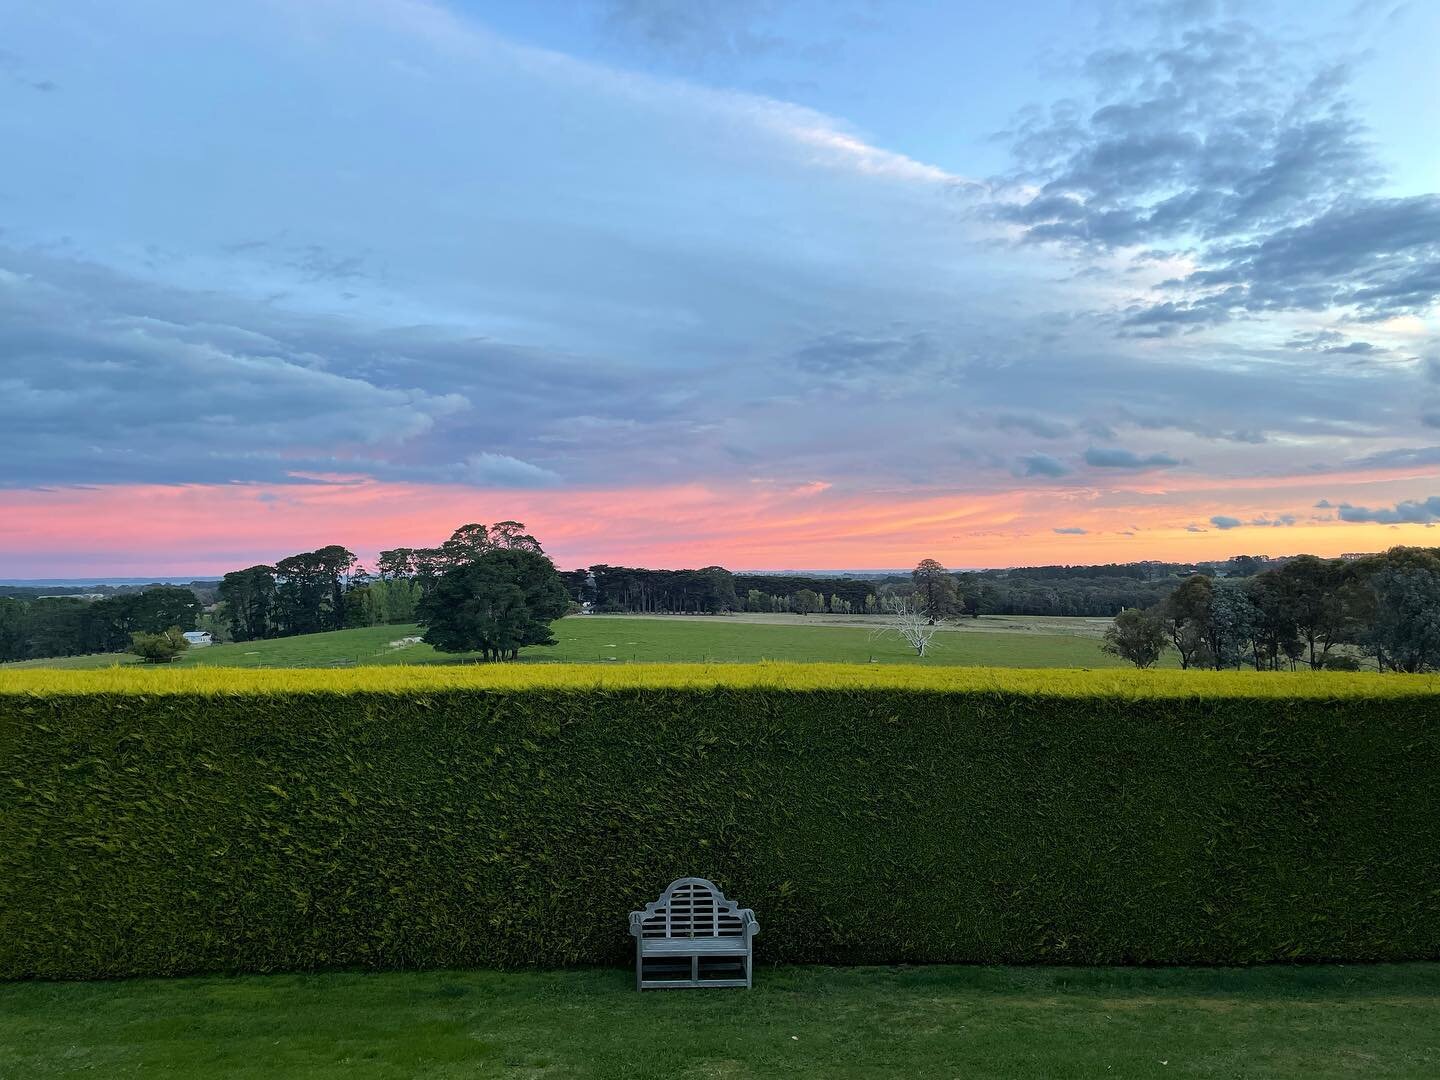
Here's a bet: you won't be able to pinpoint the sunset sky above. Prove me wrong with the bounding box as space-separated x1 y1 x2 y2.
2 0 1438 576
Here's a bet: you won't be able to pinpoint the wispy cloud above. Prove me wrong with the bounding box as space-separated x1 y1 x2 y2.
1084 447 1180 469
1338 496 1440 524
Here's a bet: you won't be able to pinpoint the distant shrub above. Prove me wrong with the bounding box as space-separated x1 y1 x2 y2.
128 626 190 663
3 665 1439 978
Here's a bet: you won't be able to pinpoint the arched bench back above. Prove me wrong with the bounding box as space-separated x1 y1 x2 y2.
636 877 748 938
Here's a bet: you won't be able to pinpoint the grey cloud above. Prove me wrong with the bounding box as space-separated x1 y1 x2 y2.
285 245 371 284
1053 526 1088 535
459 453 562 488
601 0 789 60
1002 27 1373 245
1084 446 1180 469
1119 410 1267 443
1344 445 1440 471
995 412 1071 439
1185 524 1207 532
1141 196 1440 328
1289 330 1346 350
595 0 848 82
1017 452 1072 478
1289 332 1392 357
999 14 1440 330
790 331 942 379
0 247 662 488
1338 496 1440 524
1210 515 1242 529
0 48 58 93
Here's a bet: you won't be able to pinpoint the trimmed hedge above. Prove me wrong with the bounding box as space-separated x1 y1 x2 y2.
3 664 1439 978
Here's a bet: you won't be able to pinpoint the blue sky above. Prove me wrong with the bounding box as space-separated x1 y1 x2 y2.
1 0 1438 572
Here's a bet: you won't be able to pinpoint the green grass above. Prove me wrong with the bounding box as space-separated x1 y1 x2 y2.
3 965 1438 1078
3 615 1146 670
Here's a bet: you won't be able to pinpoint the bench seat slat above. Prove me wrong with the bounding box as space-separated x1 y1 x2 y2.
639 937 750 956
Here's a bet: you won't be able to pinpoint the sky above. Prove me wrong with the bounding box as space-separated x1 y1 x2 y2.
1 0 1438 576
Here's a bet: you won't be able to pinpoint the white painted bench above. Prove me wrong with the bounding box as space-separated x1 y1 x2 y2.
629 877 758 990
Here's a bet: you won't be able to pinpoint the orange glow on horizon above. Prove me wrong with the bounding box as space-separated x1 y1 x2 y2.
1 475 1437 576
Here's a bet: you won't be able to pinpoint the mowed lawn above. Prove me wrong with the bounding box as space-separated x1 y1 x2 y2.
3 615 1145 670
3 964 1438 1079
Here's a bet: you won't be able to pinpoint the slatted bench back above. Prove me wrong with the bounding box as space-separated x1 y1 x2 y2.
638 878 746 939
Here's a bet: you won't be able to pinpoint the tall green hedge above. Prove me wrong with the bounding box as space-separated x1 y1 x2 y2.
3 671 1439 978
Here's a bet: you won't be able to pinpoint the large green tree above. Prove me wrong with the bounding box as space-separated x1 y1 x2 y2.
314 545 360 631
418 548 570 662
273 547 357 636
130 586 202 634
912 558 959 619
1365 563 1440 673
1161 574 1213 669
218 565 277 641
1101 607 1169 669
1274 555 1353 669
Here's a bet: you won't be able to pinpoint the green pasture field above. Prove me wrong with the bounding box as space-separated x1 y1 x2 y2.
2 613 1147 670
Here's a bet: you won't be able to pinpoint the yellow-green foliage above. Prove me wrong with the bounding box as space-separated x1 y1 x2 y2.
5 661 1439 698
4 664 1440 979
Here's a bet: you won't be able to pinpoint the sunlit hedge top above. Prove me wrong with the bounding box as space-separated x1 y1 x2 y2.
3 662 1439 698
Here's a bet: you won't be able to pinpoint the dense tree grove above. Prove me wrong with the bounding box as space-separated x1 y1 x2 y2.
211 522 554 645
582 565 740 614
0 586 201 661
1102 547 1440 672
418 548 570 661
216 547 362 643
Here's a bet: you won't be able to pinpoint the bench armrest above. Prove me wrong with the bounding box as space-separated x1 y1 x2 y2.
628 911 645 938
738 908 760 937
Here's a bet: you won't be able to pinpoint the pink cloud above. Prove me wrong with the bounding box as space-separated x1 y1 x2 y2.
1 473 1436 577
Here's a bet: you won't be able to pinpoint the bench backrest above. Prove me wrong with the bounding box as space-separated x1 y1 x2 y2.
636 877 747 939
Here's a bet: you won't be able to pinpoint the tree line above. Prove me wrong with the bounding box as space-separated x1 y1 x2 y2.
562 563 1184 619
215 522 543 642
215 521 562 655
1102 547 1440 673
0 587 202 662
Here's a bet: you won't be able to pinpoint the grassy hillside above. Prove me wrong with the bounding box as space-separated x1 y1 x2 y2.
1 614 1145 670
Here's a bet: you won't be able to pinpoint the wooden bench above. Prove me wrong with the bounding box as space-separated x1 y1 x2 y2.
629 877 758 990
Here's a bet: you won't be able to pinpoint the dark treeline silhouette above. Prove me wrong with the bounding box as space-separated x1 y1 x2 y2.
17 540 1439 675
578 565 740 614
1103 547 1440 673
559 562 1207 618
0 547 1289 661
217 522 545 643
0 586 202 661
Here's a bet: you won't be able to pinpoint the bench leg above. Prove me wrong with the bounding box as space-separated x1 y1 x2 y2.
691 955 699 984
636 939 643 991
745 948 752 989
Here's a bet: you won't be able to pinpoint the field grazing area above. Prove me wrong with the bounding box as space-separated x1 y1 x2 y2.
2 612 1143 670
3 965 1438 1079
